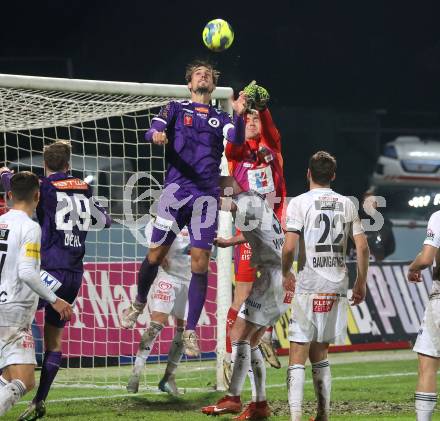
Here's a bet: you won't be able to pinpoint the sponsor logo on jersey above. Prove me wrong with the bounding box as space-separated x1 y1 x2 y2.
52 178 89 191
315 198 343 211
313 298 335 313
158 281 172 291
0 224 8 229
196 112 208 119
0 228 9 241
25 242 40 259
184 113 193 126
153 292 171 302
208 117 220 128
195 106 209 114
427 228 435 240
254 170 269 189
283 291 293 304
21 330 35 349
40 271 62 292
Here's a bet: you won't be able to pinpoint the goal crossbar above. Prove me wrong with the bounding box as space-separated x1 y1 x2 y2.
0 73 233 99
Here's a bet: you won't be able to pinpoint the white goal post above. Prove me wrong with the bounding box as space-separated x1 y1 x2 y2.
0 73 233 391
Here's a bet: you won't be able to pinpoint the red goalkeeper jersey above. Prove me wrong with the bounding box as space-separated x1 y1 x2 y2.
226 108 286 222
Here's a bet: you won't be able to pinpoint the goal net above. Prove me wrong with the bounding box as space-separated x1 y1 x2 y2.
0 74 233 392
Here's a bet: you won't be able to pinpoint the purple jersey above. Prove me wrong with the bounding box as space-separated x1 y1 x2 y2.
146 101 245 190
1 172 111 273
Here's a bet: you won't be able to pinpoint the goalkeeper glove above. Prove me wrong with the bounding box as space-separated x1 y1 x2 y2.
242 81 270 111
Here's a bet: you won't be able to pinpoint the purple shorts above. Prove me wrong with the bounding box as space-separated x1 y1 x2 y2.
38 269 83 328
150 184 219 250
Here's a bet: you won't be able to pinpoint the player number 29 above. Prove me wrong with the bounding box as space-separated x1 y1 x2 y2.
56 192 91 231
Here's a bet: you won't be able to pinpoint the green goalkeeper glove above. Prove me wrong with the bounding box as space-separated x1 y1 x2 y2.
242 81 270 111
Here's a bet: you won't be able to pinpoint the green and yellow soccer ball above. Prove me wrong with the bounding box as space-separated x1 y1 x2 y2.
203 19 234 52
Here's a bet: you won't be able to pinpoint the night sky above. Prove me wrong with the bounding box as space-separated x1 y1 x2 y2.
2 1 440 195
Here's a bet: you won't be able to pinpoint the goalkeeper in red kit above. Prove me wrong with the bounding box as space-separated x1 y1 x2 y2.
220 82 286 386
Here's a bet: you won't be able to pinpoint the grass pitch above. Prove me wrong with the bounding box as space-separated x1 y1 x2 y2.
4 350 439 420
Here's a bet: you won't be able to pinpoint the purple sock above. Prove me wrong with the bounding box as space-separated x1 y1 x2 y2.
186 272 208 330
136 258 159 304
34 351 62 403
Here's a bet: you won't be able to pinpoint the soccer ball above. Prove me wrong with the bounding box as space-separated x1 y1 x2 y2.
202 19 234 52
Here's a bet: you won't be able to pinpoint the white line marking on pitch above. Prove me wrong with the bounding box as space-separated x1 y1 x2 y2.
16 371 419 405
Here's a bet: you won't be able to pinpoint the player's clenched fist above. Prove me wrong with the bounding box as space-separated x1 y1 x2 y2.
152 131 168 145
350 280 366 306
52 298 73 321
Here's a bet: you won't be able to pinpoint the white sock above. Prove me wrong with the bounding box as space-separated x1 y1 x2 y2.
248 367 256 401
229 340 251 397
312 359 331 418
261 329 272 342
251 346 267 402
163 327 184 381
415 392 437 421
0 379 27 416
287 364 305 421
0 375 8 388
133 321 163 376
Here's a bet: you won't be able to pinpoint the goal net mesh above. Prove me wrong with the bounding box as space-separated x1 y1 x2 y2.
0 77 232 392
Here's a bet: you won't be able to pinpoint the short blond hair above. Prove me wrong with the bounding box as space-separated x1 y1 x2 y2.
185 60 220 85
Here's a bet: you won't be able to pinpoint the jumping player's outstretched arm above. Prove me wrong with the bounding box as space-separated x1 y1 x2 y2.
259 108 281 153
215 233 246 248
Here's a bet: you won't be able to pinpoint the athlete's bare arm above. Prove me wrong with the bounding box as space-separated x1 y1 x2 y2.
408 244 438 283
214 233 246 248
351 233 369 305
282 231 299 277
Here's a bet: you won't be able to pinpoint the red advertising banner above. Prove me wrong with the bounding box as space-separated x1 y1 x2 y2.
34 262 218 360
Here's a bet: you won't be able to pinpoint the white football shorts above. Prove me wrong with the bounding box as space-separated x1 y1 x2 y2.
238 266 289 327
149 273 189 321
288 292 348 344
414 295 440 358
0 326 37 370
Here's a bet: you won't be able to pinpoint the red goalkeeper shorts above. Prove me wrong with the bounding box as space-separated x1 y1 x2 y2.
234 241 256 283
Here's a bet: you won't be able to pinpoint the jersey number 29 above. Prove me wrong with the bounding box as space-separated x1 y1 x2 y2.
56 192 91 231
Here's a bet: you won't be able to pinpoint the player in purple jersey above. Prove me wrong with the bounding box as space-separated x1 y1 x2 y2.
1 141 111 420
121 60 247 356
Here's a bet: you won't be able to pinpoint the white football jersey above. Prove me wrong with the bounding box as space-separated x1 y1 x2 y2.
286 188 363 293
145 220 191 282
0 209 41 328
233 191 284 268
423 210 440 295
